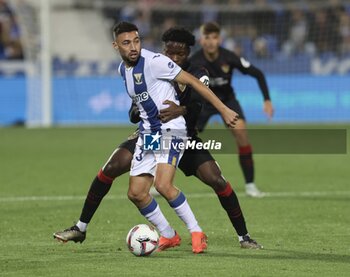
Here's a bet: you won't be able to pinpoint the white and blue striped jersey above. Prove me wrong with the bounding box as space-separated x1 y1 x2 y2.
118 49 186 133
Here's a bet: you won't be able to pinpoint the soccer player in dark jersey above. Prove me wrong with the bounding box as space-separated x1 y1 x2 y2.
53 27 262 249
189 22 274 198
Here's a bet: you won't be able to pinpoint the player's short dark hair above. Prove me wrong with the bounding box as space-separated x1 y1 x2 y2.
161 27 195 47
113 21 138 39
200 22 221 35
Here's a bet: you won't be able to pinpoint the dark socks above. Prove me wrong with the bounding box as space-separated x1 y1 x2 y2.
79 169 114 223
239 145 254 184
216 182 248 236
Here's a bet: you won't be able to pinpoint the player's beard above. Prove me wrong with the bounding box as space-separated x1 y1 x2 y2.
122 51 140 67
128 51 140 66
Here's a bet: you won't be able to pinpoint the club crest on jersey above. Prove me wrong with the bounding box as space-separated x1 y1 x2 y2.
177 83 187 92
221 64 230 73
133 73 143 85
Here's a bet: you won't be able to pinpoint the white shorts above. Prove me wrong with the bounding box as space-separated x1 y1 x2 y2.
130 131 187 177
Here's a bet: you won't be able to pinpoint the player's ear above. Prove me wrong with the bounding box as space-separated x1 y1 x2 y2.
112 41 119 50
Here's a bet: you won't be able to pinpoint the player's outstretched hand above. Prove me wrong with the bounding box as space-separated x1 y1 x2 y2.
221 107 239 128
159 100 186 123
263 100 274 120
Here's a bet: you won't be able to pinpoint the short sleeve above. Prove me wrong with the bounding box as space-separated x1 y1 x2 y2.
149 53 182 81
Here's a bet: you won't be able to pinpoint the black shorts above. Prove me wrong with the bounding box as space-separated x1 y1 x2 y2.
178 136 215 176
119 132 214 177
197 96 245 132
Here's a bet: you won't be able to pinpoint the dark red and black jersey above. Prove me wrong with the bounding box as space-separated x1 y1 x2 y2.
189 47 270 104
174 61 209 136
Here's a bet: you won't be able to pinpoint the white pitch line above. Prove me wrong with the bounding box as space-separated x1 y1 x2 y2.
0 191 349 203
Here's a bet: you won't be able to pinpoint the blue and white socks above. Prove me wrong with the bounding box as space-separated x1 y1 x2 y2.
169 192 202 233
139 192 202 238
140 198 175 238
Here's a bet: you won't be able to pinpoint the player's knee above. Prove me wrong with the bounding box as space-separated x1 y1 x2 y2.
103 160 127 178
236 133 250 146
206 175 227 191
153 181 170 195
127 188 147 204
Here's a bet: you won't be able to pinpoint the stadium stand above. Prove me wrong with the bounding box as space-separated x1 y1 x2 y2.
1 0 350 126
0 0 23 60
1 0 350 76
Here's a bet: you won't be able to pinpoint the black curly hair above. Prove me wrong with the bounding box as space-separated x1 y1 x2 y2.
161 27 195 47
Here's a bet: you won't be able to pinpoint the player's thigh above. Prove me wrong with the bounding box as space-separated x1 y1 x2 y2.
130 138 156 177
195 160 226 190
154 133 185 194
102 143 135 177
178 138 215 177
154 163 176 187
197 107 216 132
128 174 154 203
224 97 246 121
229 119 250 146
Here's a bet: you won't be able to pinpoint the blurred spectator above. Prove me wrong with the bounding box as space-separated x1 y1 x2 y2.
159 17 177 36
5 15 23 59
133 10 151 38
201 0 219 23
282 9 315 56
119 2 137 22
309 9 340 54
228 0 242 5
0 0 23 60
253 37 270 58
338 11 350 55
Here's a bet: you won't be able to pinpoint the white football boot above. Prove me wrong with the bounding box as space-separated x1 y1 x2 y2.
245 183 265 198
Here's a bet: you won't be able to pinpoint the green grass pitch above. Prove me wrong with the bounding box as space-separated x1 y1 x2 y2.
1 125 349 276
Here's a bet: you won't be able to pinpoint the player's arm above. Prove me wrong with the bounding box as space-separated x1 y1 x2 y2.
128 102 140 124
246 65 274 119
159 99 202 123
174 70 238 128
159 68 207 123
158 100 186 123
235 56 274 119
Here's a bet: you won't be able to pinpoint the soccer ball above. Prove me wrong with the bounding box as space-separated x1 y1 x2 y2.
126 224 159 256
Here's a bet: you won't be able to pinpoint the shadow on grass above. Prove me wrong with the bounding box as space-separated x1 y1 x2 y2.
55 243 350 264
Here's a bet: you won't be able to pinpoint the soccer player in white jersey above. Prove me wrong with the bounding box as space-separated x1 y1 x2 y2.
113 22 238 254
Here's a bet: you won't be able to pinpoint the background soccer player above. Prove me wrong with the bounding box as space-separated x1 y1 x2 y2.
189 22 274 197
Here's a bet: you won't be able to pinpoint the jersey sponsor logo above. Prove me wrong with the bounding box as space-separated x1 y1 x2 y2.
133 73 143 85
221 64 230 73
168 62 175 69
240 57 251 68
132 91 149 103
210 77 229 86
